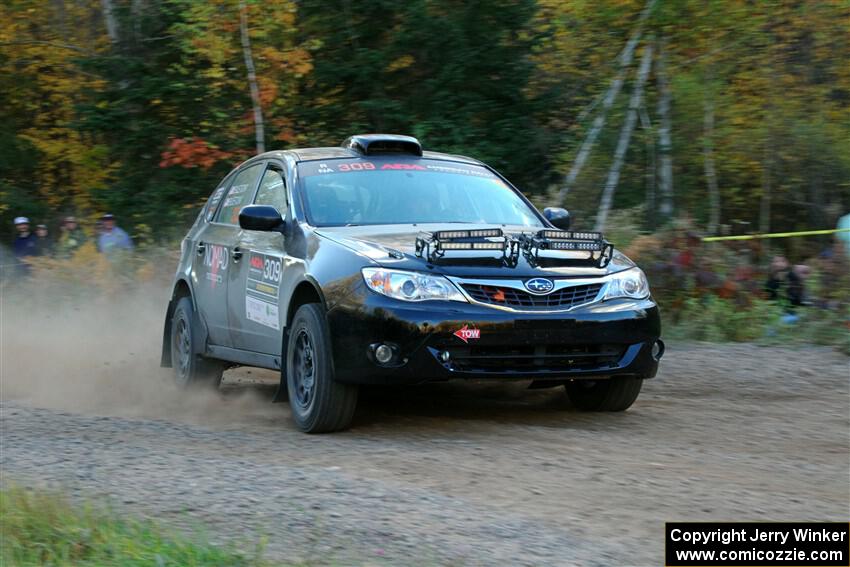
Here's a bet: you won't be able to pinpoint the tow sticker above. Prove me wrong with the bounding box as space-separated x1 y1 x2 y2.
453 325 481 343
245 252 282 330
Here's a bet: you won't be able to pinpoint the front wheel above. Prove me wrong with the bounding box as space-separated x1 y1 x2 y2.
286 303 358 433
564 376 643 411
170 296 224 389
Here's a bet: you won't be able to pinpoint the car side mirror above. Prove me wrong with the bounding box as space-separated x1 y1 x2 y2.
543 207 571 230
239 205 284 232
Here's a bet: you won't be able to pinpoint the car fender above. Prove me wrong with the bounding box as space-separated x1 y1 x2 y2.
160 277 210 367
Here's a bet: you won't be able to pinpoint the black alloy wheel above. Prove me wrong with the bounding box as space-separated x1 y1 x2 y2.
286 303 358 433
170 296 224 389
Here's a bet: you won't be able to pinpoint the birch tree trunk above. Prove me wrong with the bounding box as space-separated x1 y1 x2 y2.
759 145 771 234
759 40 776 235
131 0 146 41
240 1 265 154
556 0 656 205
51 0 68 39
639 104 656 230
656 36 674 222
100 0 119 44
594 43 653 231
703 97 720 234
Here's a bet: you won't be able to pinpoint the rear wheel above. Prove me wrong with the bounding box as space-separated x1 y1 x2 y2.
564 376 643 411
170 296 224 389
286 303 358 433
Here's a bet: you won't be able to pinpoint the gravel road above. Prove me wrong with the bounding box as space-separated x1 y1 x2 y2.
2 332 848 566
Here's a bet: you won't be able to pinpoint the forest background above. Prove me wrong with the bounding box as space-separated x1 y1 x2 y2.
1 0 849 350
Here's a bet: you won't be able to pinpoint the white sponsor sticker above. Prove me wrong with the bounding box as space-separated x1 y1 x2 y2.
245 295 280 330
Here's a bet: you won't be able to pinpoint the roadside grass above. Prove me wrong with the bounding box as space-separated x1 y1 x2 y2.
665 296 850 355
0 485 270 566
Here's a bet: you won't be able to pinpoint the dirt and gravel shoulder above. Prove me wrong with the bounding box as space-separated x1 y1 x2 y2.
2 338 848 566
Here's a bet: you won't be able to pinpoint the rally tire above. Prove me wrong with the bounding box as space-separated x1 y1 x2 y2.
564 376 643 411
286 303 358 433
170 296 224 389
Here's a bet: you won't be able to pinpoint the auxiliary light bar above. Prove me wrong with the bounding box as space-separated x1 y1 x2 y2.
548 240 604 251
433 228 503 240
438 241 505 251
538 230 602 241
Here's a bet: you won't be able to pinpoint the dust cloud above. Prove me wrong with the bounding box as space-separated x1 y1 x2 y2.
0 281 283 426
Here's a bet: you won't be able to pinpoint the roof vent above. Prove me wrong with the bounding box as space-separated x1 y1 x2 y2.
341 134 422 157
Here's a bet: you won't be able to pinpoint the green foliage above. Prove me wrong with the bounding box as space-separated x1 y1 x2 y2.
598 204 647 251
665 296 783 342
666 296 850 354
295 0 545 189
1 0 848 247
0 486 270 566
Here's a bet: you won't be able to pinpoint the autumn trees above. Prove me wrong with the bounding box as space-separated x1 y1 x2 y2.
1 0 848 241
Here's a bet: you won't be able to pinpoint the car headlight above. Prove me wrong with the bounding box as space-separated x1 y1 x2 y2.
362 268 467 302
603 268 650 300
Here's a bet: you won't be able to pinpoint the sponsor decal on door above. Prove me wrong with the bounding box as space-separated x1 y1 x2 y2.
203 244 228 287
245 252 282 330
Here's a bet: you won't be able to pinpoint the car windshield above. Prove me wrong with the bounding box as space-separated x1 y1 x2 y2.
298 158 543 227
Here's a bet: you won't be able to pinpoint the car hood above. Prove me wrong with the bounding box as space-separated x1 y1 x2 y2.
314 224 636 278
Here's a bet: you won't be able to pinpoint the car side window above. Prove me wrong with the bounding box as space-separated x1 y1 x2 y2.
254 167 287 216
204 172 236 222
215 164 262 225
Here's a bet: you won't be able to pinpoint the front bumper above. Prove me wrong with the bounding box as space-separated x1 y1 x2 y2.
326 284 662 385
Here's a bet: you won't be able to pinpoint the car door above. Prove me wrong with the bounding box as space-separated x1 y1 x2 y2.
227 162 289 355
193 162 264 347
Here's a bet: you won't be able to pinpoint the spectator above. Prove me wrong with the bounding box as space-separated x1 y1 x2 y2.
837 212 850 259
765 255 790 301
788 264 811 307
12 217 37 276
765 255 808 309
34 224 52 256
56 216 87 257
94 219 104 252
97 213 133 256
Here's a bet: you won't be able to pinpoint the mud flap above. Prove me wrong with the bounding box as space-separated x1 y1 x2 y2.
272 328 288 403
160 300 175 368
272 370 288 403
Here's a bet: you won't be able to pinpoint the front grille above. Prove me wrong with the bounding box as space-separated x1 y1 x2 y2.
443 343 625 373
461 282 602 310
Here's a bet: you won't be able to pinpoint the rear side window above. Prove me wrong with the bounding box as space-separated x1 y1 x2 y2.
215 164 263 225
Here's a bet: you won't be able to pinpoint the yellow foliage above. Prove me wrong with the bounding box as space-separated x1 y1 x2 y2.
0 0 110 214
24 243 172 298
386 55 415 73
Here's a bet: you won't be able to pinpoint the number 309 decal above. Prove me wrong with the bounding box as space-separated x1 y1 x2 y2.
263 258 282 283
338 162 376 172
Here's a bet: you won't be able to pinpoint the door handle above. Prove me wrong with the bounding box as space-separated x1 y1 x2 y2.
196 242 206 256
232 246 243 262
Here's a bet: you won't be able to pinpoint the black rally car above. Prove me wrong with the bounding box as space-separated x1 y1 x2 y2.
161 134 663 432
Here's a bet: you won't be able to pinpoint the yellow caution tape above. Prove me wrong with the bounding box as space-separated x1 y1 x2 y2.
702 228 850 242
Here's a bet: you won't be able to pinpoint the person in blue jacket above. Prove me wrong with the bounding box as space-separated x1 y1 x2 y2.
97 213 133 255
